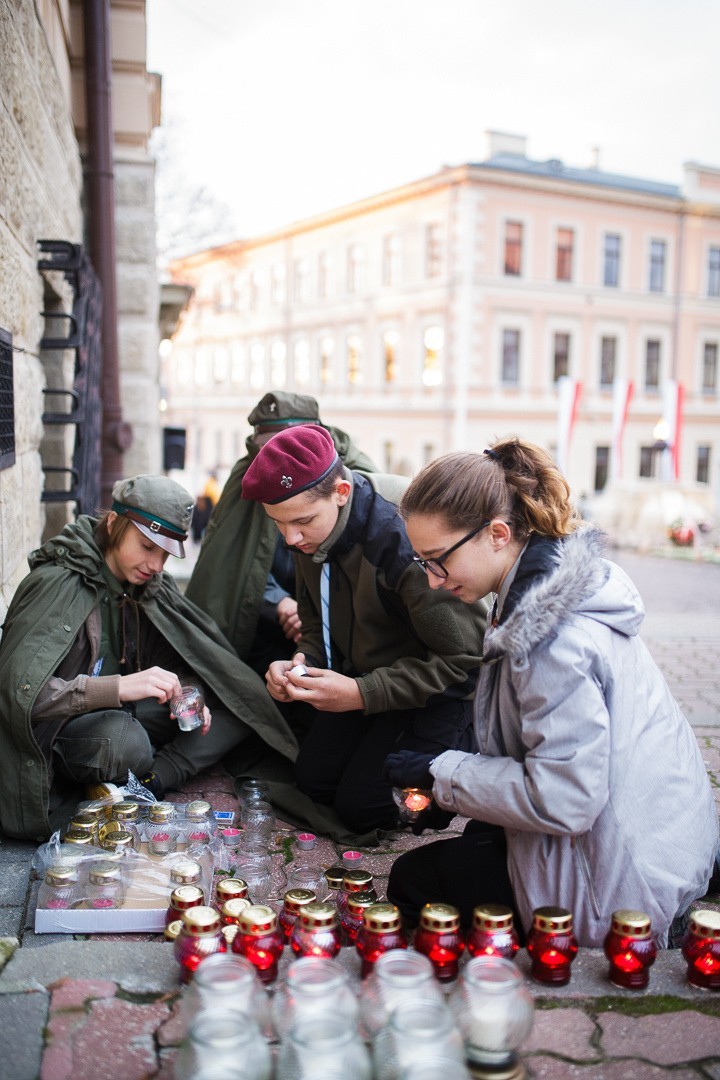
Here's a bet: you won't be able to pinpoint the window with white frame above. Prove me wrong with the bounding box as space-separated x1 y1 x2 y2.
270 340 287 385
382 234 401 287
697 445 711 484
648 240 666 293
294 258 310 303
599 336 617 387
347 245 364 294
603 233 621 287
318 251 331 299
422 326 444 387
639 445 655 478
501 329 520 385
707 246 720 298
504 221 523 276
702 342 718 393
383 330 399 383
556 228 574 282
553 332 570 382
594 446 610 492
320 336 334 384
294 340 310 385
644 339 661 390
425 223 443 278
347 334 363 384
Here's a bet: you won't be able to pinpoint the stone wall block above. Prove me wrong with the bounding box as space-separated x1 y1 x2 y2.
118 322 157 373
115 167 153 209
117 265 157 316
13 353 45 454
0 462 25 586
116 210 155 264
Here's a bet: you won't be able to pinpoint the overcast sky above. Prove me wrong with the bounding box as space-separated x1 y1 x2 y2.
147 0 720 240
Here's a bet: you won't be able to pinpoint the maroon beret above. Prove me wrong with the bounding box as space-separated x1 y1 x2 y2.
241 425 340 504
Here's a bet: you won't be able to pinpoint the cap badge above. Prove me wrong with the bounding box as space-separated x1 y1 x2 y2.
280 475 293 489
269 402 277 413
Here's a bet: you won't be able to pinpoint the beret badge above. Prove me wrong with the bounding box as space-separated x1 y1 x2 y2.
280 475 293 489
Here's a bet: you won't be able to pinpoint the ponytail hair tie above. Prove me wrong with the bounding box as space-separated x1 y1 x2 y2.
483 448 500 462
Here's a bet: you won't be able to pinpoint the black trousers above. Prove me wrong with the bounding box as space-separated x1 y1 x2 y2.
294 698 474 834
387 820 522 935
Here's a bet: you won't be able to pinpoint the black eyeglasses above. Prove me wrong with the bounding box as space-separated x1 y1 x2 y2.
413 522 490 579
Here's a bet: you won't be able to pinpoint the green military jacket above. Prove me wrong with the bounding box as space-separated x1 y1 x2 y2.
0 517 298 841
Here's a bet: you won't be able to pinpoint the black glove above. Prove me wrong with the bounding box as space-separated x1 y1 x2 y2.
383 751 435 790
411 802 457 836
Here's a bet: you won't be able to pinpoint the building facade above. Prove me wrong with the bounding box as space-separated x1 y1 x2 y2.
166 133 720 538
0 0 163 625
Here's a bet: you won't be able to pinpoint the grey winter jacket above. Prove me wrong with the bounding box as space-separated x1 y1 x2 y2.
431 527 718 946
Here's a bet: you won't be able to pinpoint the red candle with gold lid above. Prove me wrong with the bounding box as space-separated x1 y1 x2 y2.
681 909 720 990
231 904 284 985
279 888 317 941
355 902 407 977
413 902 464 982
165 884 205 927
289 901 342 959
467 903 520 962
526 906 578 985
173 905 226 983
604 909 657 989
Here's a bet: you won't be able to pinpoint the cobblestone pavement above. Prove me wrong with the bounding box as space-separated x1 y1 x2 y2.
0 548 718 1078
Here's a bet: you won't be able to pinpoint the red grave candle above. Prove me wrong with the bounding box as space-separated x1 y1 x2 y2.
231 904 284 985
413 903 464 982
173 905 226 984
526 906 578 986
278 888 317 941
355 902 407 977
166 884 205 927
289 901 342 959
681 909 720 990
340 890 379 946
604 909 657 989
467 903 520 962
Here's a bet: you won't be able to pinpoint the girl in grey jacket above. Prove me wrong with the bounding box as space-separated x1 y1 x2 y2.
385 437 718 947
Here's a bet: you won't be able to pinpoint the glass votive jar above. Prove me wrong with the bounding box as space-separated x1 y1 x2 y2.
391 786 433 823
215 876 249 910
467 904 520 961
286 863 329 900
449 955 534 1079
108 801 142 843
166 885 206 927
373 999 465 1080
239 779 271 809
181 952 268 1036
63 828 97 850
146 801 179 856
681 908 720 990
414 903 465 982
399 1062 471 1080
324 864 346 895
38 864 80 910
234 853 272 904
99 828 135 856
183 800 217 847
165 919 183 942
174 1009 271 1080
231 904 284 985
86 862 125 909
341 890 379 946
67 810 100 842
526 906 578 986
240 799 275 844
358 948 444 1041
355 903 407 977
604 909 657 990
174 905 227 984
76 800 109 826
170 683 205 733
279 888 317 941
220 898 252 926
170 857 203 890
276 1014 372 1080
337 869 375 915
290 901 343 959
271 955 359 1040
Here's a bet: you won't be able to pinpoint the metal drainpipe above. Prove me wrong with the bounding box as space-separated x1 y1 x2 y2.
83 0 133 505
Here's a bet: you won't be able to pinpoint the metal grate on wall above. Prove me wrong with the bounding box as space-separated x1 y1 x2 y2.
0 326 15 471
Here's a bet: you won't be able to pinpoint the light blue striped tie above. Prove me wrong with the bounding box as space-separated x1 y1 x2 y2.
320 562 332 669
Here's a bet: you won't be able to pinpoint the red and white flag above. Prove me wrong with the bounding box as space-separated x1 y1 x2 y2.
556 377 582 476
611 379 634 481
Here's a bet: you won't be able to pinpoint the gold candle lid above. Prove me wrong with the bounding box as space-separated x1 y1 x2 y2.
324 865 345 889
171 885 205 911
532 906 574 932
688 909 720 938
610 909 652 938
64 829 95 846
221 923 239 945
363 902 402 933
164 919 183 941
185 800 213 819
221 898 252 923
347 891 380 918
181 905 222 936
149 801 176 823
100 829 134 850
238 904 278 936
69 811 99 833
216 877 248 902
342 869 373 892
472 904 514 931
298 902 338 930
420 902 461 932
283 888 317 914
112 801 140 822
170 859 202 885
45 864 79 886
79 802 108 823
89 863 123 885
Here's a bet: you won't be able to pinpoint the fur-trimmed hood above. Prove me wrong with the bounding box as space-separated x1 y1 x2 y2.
485 526 644 662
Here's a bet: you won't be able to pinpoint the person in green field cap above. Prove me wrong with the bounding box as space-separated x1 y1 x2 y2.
185 391 379 677
0 474 297 841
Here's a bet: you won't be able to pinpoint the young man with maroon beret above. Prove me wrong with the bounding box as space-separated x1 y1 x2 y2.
242 425 487 834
